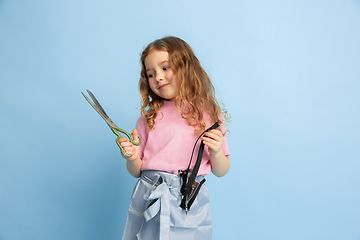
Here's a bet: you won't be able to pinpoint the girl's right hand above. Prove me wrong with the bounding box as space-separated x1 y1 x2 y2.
118 128 141 161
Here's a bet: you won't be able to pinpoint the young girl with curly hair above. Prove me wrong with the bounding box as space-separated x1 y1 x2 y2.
119 36 230 240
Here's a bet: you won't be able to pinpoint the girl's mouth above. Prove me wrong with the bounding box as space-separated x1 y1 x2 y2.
159 84 168 89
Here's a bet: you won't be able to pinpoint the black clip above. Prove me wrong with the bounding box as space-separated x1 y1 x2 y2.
179 121 219 213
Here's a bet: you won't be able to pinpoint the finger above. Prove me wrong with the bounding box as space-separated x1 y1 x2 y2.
202 140 220 153
208 129 223 137
204 132 221 141
132 128 140 143
202 136 219 146
118 137 130 143
120 140 133 148
123 146 136 155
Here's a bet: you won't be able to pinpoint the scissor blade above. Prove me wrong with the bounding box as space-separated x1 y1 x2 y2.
82 90 120 129
104 117 120 129
82 91 108 121
81 91 96 109
86 90 109 118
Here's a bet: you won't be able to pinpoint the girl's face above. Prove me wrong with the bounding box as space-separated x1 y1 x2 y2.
144 50 180 101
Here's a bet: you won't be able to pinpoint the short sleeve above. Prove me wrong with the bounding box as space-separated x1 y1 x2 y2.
220 121 230 156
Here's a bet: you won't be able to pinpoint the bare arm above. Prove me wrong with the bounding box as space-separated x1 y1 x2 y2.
201 129 230 177
126 156 142 178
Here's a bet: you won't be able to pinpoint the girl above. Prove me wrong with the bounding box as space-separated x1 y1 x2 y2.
119 36 230 240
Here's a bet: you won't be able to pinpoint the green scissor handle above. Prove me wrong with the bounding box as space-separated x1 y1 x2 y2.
111 127 141 157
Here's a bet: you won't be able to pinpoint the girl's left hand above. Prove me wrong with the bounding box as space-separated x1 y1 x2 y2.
201 129 224 156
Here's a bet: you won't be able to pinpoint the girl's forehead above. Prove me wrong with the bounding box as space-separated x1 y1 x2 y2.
145 50 169 67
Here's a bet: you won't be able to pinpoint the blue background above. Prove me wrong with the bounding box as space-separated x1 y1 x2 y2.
1 0 360 239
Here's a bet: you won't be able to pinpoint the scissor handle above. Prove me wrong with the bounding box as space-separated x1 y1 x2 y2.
111 128 142 157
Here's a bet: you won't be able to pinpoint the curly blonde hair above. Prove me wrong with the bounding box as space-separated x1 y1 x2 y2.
139 36 228 135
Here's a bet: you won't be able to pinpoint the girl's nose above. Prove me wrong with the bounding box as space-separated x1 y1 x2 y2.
156 75 164 82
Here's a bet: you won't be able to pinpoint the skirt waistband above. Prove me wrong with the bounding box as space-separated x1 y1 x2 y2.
141 170 205 189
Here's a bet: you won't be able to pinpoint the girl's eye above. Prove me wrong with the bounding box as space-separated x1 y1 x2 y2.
148 73 154 78
163 67 169 71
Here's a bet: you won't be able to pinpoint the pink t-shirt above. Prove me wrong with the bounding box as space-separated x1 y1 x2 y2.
136 100 230 176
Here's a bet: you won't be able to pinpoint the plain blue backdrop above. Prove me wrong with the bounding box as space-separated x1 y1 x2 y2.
1 0 359 239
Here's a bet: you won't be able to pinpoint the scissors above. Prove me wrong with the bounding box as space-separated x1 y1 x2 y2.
81 89 141 157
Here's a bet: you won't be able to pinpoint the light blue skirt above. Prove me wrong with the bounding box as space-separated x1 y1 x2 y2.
122 170 212 240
